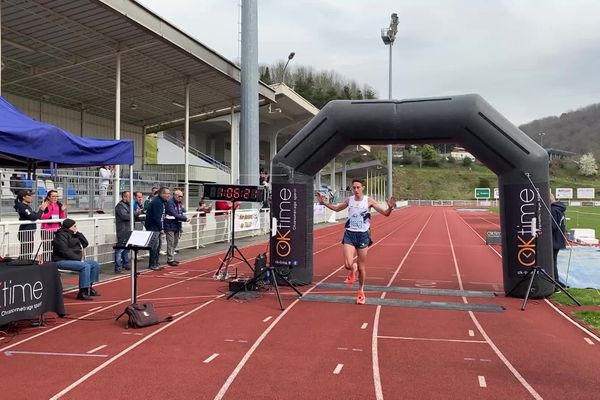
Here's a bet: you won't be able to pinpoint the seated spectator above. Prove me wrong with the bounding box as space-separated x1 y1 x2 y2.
10 173 26 194
52 218 100 301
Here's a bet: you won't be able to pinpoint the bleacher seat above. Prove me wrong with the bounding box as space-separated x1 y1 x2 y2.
45 180 56 191
38 187 47 197
67 187 77 200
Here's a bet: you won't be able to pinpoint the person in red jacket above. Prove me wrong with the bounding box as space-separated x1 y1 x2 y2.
214 200 238 242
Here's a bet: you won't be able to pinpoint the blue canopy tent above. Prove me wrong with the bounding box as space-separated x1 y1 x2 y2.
0 95 138 301
0 96 133 168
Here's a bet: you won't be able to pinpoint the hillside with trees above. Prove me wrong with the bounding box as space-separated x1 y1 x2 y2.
260 61 376 109
519 103 600 158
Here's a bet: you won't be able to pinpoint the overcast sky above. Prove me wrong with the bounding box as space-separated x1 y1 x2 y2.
138 0 600 125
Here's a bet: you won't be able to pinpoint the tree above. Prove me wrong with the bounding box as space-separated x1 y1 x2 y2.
578 152 598 176
462 157 473 167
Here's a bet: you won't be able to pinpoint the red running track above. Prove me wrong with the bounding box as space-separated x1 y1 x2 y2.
1 206 599 399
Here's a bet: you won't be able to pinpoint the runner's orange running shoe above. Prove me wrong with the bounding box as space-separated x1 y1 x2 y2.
344 271 355 284
356 290 366 305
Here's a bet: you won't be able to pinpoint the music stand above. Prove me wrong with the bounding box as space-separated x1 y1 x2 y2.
507 266 581 310
214 201 253 279
114 231 156 304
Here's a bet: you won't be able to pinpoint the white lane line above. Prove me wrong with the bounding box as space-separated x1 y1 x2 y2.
464 358 476 361
468 330 475 337
203 353 219 364
333 364 344 375
478 376 487 388
378 335 486 344
480 359 492 362
86 345 107 354
4 350 107 358
337 347 348 351
172 311 184 317
121 332 143 336
50 297 221 400
262 316 273 322
351 348 363 352
361 323 368 330
87 306 102 312
444 211 543 400
237 340 248 343
584 337 594 345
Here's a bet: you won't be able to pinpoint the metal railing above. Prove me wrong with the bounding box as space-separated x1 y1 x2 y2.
163 132 231 174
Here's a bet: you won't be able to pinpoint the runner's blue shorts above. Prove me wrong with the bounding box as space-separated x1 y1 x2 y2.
342 230 372 249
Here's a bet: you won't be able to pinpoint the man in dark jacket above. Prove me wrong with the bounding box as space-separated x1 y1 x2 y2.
52 218 100 301
164 189 190 266
144 187 171 270
550 193 568 289
114 191 132 274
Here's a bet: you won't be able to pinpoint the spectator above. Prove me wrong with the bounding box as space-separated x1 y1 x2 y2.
10 173 26 195
133 191 145 230
52 219 100 301
98 165 114 212
114 191 132 274
550 193 568 290
144 187 171 270
196 197 212 247
214 200 238 242
164 189 190 266
40 189 66 261
143 186 159 212
14 190 48 259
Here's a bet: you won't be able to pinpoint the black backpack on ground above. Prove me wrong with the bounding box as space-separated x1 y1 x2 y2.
116 302 172 328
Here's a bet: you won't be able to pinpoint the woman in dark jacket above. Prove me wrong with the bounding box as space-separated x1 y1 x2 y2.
14 190 48 259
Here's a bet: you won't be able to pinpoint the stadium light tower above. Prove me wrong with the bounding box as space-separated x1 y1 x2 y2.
381 13 398 198
281 52 295 84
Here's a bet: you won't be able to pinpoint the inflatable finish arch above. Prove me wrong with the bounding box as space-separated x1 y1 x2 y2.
270 94 552 298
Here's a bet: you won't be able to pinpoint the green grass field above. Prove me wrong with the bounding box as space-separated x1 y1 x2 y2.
565 206 600 236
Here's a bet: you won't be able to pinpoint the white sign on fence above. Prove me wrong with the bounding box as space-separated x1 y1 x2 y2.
493 188 499 199
555 188 573 199
577 188 595 199
234 209 260 232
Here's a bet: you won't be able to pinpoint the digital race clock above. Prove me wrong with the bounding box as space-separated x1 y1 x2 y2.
202 184 265 202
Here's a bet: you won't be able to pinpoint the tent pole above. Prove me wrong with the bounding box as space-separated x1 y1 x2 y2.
129 164 134 303
114 51 122 210
184 81 190 209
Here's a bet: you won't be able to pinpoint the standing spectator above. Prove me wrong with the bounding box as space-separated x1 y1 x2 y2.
196 197 212 247
550 193 568 290
40 189 66 261
14 190 48 259
10 173 26 194
133 191 145 230
143 186 159 212
144 187 171 270
214 200 238 242
164 189 190 266
52 218 100 301
98 165 114 212
114 191 132 274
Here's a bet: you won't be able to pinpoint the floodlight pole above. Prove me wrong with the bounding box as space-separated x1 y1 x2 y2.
382 13 399 198
281 52 295 84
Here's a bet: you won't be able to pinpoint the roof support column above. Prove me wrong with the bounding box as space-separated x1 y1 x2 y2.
114 51 121 209
184 80 190 208
342 161 347 191
330 158 336 193
240 0 259 185
230 108 240 184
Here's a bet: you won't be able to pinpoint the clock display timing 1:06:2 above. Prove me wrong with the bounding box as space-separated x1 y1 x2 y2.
203 184 264 202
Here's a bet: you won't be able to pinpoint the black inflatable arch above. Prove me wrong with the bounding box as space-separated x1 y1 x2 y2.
271 94 552 298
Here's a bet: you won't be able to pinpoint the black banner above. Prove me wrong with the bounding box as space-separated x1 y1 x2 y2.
0 262 65 325
270 183 306 271
503 183 543 277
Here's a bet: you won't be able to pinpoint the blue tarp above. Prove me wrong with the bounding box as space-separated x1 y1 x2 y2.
0 96 134 167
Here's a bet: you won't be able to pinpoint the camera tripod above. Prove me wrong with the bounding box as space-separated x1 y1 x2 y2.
214 201 253 279
227 264 303 310
507 266 580 310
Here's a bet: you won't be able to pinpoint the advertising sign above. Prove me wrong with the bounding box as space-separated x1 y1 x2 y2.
234 209 260 232
270 183 306 270
555 188 573 199
577 188 595 199
474 188 491 199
